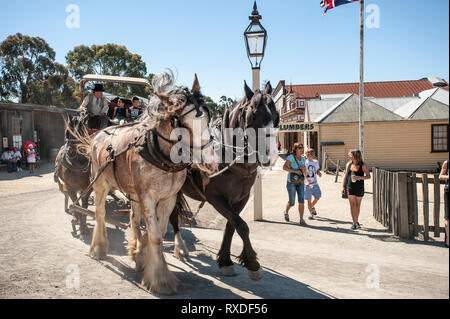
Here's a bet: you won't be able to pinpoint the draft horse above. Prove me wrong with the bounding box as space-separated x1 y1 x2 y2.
76 72 218 295
54 115 92 239
172 81 280 280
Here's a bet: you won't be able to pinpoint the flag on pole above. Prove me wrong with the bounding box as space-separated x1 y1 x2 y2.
320 0 360 15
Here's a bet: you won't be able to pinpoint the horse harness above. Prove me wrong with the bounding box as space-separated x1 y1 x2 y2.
74 93 211 205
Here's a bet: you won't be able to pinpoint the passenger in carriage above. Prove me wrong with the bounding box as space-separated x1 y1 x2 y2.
129 96 143 121
112 98 130 123
80 84 109 130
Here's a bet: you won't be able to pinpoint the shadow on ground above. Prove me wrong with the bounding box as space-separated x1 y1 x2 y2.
0 161 55 181
74 220 332 298
257 218 447 248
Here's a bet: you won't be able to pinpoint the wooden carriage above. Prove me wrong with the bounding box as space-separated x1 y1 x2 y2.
64 74 152 231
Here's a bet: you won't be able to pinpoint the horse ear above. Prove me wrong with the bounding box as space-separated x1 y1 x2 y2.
191 74 200 93
264 81 273 95
244 81 254 100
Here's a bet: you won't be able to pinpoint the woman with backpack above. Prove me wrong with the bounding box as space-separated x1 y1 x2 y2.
283 143 309 226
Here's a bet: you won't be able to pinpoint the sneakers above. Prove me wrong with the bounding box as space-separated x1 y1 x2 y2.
299 219 307 226
308 213 314 220
284 212 290 222
311 207 317 216
351 222 362 230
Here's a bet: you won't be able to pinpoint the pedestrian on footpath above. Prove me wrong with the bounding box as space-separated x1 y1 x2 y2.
26 144 36 174
304 148 322 220
342 149 371 230
439 160 449 248
12 147 22 172
283 143 309 226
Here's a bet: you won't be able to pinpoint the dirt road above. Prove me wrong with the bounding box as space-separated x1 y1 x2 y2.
0 161 448 299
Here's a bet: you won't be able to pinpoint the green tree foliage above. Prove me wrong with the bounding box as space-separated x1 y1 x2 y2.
66 44 152 98
0 33 78 107
204 95 237 120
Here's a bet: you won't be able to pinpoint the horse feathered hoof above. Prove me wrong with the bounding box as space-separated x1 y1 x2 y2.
174 245 189 260
247 267 263 281
80 229 90 241
89 244 108 260
220 265 237 277
142 269 179 295
174 247 183 260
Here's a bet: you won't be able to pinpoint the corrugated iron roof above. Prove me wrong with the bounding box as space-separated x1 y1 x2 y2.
286 79 448 99
367 97 417 113
395 89 449 120
316 94 404 124
306 99 342 122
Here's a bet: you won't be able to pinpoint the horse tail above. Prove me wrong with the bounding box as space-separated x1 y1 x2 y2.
53 148 65 193
173 191 195 225
64 117 93 160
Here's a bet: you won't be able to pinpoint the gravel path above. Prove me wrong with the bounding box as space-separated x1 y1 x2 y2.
0 160 448 299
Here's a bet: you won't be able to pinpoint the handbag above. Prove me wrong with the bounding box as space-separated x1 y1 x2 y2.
289 156 304 184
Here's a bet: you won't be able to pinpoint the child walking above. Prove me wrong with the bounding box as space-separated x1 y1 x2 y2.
26 144 36 174
304 149 322 220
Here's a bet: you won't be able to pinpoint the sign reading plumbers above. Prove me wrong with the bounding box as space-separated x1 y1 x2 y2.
279 122 318 132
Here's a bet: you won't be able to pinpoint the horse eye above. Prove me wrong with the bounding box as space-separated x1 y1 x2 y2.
195 110 204 118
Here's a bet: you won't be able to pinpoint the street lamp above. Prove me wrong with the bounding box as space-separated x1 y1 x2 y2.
244 1 268 91
244 1 267 221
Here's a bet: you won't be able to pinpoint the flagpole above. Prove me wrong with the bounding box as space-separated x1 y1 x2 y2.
359 0 364 156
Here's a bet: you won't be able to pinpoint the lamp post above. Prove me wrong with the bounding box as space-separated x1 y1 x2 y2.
244 1 267 221
244 1 267 92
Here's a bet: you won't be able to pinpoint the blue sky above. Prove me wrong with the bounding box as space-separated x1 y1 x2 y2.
0 0 448 102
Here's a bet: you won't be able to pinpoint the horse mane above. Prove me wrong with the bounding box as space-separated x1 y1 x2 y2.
143 70 192 123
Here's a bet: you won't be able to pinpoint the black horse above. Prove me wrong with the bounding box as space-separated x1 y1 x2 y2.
171 81 280 280
54 115 92 239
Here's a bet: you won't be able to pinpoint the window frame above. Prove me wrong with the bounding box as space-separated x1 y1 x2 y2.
431 123 449 153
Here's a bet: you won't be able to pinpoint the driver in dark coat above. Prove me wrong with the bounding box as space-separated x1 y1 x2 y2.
80 84 109 129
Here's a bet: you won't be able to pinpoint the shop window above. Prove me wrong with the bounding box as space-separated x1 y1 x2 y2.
13 135 22 149
431 124 448 152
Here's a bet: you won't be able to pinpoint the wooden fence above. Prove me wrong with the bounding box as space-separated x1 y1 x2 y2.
373 168 446 240
321 151 345 183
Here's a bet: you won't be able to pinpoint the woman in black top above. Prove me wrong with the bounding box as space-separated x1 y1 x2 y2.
342 149 371 230
439 160 449 247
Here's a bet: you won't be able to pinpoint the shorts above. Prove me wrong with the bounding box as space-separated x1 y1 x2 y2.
347 187 364 197
286 181 304 206
304 184 322 200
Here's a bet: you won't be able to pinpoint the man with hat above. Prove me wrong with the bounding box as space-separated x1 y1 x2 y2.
80 83 109 129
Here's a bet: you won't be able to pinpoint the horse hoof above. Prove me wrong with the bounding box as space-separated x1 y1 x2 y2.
89 245 107 260
151 283 178 296
247 267 263 281
143 272 179 295
174 248 183 260
174 247 189 260
220 265 237 277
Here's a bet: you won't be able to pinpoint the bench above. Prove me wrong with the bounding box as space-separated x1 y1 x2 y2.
0 163 7 171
